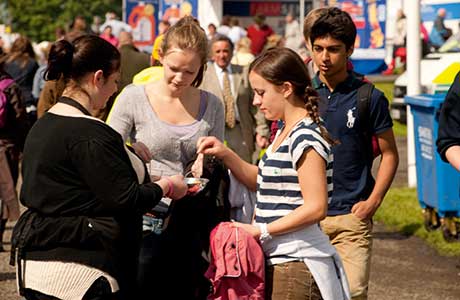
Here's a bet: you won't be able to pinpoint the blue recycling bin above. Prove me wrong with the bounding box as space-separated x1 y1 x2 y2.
405 94 460 217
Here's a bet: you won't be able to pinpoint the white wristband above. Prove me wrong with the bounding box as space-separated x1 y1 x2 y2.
257 223 272 243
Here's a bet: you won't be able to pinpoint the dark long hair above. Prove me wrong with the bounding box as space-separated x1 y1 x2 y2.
0 36 36 68
249 47 335 145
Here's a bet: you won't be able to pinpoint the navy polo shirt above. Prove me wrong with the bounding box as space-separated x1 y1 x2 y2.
312 73 393 216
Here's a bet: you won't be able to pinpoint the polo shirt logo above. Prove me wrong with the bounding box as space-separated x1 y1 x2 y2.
346 107 356 128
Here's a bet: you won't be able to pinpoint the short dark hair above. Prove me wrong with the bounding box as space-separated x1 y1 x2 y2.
310 7 356 50
210 35 234 53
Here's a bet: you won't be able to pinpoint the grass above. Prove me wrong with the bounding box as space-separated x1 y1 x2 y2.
374 81 407 137
375 187 460 256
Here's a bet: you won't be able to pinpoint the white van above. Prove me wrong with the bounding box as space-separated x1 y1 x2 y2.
391 52 460 123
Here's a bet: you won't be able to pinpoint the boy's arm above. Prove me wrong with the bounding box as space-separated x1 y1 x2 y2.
352 128 399 220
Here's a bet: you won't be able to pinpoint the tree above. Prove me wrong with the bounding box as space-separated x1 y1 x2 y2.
7 0 122 42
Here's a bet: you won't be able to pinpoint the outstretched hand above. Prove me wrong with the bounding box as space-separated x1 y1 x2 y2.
196 136 229 159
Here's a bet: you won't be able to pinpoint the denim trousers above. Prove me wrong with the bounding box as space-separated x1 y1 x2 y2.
266 261 323 300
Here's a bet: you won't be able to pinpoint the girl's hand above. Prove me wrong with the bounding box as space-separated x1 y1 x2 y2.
232 222 261 239
132 142 152 162
196 136 228 159
166 174 188 200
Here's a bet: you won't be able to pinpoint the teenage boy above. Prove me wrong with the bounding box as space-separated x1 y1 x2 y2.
309 7 399 300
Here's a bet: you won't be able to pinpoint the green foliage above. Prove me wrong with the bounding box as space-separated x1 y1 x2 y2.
7 0 122 42
374 81 408 137
375 187 460 256
374 82 394 103
392 120 407 137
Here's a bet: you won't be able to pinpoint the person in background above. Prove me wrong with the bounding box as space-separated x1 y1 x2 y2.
207 23 218 41
228 17 247 45
284 12 303 53
437 71 460 169
429 8 452 49
247 14 274 55
217 15 231 37
10 34 187 300
107 16 225 299
0 60 28 252
152 20 171 66
31 41 51 103
100 25 119 47
55 27 66 41
382 9 406 75
231 37 255 67
90 15 102 35
197 47 350 300
100 11 132 38
0 36 38 124
118 31 150 90
68 15 88 38
201 35 269 164
310 8 399 299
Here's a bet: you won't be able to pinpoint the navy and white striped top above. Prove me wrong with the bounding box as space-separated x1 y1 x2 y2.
255 117 333 224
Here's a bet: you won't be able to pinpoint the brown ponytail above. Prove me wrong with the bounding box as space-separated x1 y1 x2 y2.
250 47 337 145
303 85 337 145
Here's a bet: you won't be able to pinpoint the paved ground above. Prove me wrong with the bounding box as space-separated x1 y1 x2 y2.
1 136 459 299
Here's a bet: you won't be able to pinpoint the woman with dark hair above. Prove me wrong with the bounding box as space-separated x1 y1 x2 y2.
198 47 350 300
0 36 38 123
11 35 187 300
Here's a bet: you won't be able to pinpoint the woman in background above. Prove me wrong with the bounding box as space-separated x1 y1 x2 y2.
0 36 38 123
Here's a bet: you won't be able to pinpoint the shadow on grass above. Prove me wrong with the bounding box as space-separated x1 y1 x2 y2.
373 230 410 240
373 222 421 240
401 223 422 236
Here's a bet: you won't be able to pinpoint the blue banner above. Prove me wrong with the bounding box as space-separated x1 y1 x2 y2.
126 0 160 50
159 0 197 23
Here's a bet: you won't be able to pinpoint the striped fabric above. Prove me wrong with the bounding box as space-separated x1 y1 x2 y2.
255 118 333 224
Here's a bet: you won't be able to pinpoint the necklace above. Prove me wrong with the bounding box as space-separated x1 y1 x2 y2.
272 115 307 152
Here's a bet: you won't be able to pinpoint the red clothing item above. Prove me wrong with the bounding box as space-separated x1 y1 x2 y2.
99 34 119 47
247 24 274 55
205 222 265 300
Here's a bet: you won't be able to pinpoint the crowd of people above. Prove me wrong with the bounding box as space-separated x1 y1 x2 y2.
0 6 402 300
384 7 460 75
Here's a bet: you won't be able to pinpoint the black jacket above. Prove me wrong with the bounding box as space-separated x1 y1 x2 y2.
437 71 460 162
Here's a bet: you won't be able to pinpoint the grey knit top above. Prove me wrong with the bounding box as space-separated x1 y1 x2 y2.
108 84 225 176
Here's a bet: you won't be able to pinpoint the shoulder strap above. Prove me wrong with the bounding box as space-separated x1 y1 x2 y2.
0 78 14 91
357 82 374 135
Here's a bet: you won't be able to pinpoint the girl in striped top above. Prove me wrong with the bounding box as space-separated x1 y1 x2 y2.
197 47 350 300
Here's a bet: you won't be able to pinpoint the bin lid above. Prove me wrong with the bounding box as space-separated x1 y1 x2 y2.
404 94 446 108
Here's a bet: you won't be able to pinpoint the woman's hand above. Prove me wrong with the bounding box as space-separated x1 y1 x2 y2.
232 222 261 239
132 142 152 163
196 136 229 159
166 174 188 200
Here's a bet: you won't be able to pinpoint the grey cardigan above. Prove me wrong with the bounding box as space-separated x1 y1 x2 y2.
108 84 225 175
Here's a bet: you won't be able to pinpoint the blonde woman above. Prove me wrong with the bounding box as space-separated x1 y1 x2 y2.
108 16 225 298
